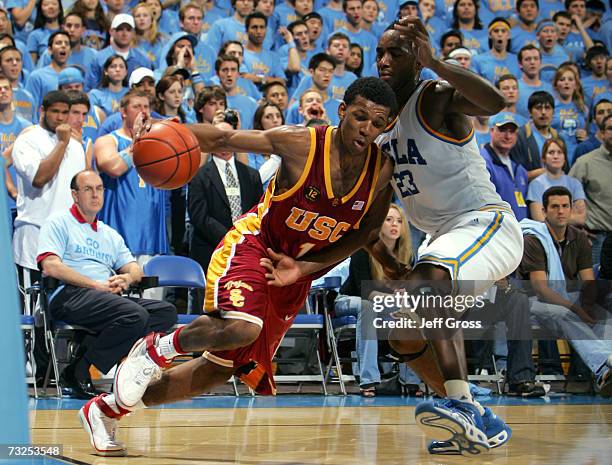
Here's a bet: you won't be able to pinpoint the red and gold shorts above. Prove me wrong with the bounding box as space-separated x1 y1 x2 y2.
203 227 311 395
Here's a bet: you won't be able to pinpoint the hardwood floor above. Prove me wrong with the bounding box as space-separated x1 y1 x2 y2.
30 400 612 465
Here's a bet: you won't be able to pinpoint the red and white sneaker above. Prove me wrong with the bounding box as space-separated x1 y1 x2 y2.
114 333 171 409
78 394 127 456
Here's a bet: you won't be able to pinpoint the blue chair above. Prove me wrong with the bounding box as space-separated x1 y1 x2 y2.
143 257 244 395
274 313 328 395
143 255 206 289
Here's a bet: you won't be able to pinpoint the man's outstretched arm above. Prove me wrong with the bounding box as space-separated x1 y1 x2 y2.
184 122 311 163
395 17 505 117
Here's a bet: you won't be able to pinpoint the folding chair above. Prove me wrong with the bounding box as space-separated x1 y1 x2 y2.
308 278 357 395
25 277 96 397
273 312 328 395
21 314 37 398
144 256 241 396
325 314 357 395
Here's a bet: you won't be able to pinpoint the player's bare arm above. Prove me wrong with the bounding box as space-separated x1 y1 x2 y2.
185 122 314 192
261 156 396 285
395 17 505 128
186 122 312 161
261 184 394 286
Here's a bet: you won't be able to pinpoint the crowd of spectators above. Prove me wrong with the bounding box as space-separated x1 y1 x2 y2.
2 0 612 397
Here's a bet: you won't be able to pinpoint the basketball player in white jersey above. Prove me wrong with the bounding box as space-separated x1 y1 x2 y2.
374 18 524 455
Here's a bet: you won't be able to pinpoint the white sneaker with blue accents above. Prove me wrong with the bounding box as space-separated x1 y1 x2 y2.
415 398 490 456
427 406 511 455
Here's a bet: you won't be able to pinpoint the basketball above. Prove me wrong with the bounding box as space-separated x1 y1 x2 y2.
133 120 201 190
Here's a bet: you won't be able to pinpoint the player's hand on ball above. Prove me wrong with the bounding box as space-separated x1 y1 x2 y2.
260 248 302 287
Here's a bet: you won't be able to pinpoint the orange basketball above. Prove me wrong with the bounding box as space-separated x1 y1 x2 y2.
133 120 201 190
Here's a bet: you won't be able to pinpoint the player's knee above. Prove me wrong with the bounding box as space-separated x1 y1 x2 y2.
389 338 427 356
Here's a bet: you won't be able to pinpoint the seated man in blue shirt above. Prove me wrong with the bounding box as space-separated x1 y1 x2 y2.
37 170 177 399
481 112 529 221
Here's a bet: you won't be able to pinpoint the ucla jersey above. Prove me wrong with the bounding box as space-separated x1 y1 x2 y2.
376 80 509 235
98 130 168 255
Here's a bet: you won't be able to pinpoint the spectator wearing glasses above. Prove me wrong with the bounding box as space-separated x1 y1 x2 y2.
36 169 176 399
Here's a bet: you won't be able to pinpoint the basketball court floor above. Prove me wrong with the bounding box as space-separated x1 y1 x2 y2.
22 394 612 465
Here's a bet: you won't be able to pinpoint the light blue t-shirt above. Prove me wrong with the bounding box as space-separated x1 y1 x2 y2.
25 65 60 113
6 0 36 43
582 74 609 108
226 94 258 130
1 115 30 212
207 16 251 54
552 100 586 165
509 26 538 54
98 131 169 256
334 27 378 69
526 173 586 204
243 48 285 79
12 85 35 123
27 27 59 58
472 51 521 85
37 45 99 72
89 87 129 116
517 79 555 118
460 28 488 55
540 46 570 82
37 208 135 282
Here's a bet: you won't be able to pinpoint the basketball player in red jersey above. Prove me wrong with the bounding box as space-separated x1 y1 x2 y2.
78 77 401 456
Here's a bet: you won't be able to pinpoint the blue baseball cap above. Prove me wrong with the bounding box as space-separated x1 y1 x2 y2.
58 67 84 87
489 112 519 129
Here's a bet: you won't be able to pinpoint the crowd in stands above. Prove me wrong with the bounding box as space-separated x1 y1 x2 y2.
1 0 612 398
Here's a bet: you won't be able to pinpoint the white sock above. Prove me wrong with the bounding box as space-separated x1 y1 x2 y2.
157 332 180 360
102 393 146 413
444 380 485 415
101 393 121 414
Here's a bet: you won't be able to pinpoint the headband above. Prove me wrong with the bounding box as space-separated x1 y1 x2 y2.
488 20 510 33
